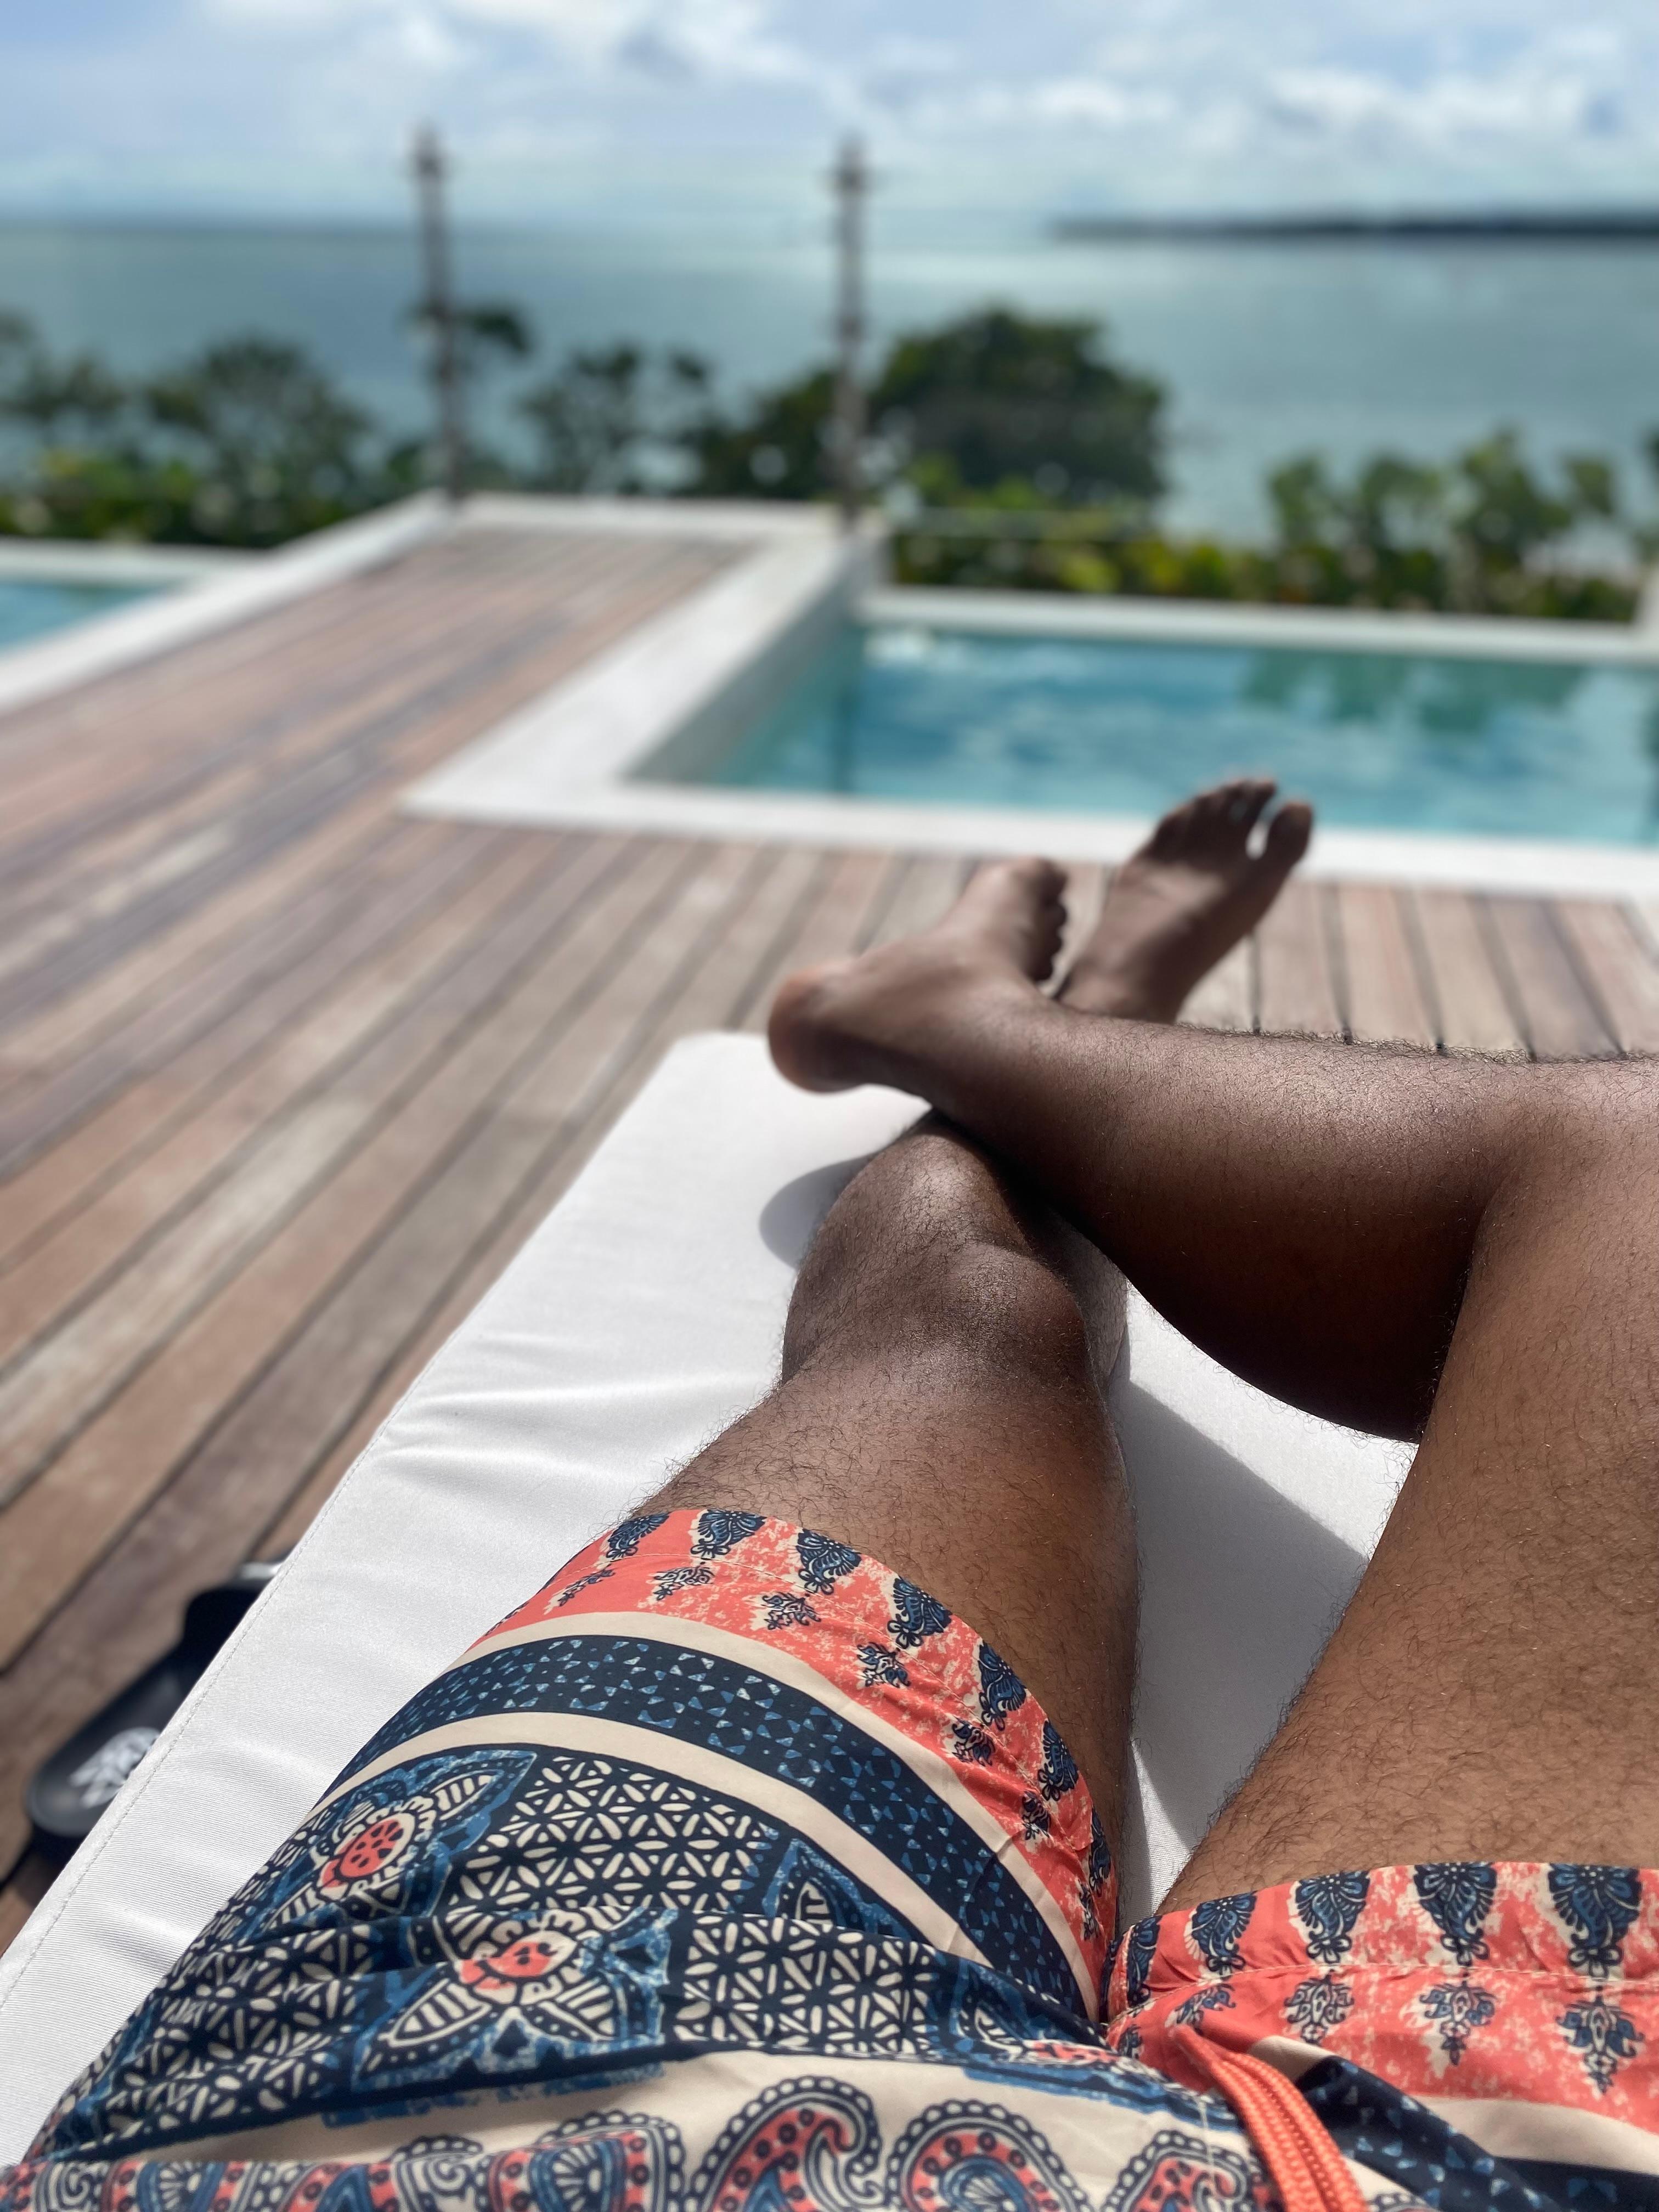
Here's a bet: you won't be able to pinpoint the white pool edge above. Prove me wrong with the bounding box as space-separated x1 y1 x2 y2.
866 585 1659 664
0 541 258 584
405 511 882 831
405 572 1659 898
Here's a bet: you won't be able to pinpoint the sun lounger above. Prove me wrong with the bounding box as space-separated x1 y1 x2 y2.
0 1032 1410 2158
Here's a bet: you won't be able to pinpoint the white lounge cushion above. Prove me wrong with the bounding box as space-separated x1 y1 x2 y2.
0 1032 1410 2159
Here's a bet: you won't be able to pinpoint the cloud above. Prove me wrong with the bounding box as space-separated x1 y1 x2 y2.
206 0 816 83
3 0 1659 221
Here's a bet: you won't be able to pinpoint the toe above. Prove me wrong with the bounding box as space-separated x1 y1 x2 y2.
1192 781 1256 850
954 856 1068 980
1263 799 1314 870
1229 778 1278 830
1148 799 1198 859
962 855 1063 905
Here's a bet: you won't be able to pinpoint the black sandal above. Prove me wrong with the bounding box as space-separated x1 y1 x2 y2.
27 1561 282 1861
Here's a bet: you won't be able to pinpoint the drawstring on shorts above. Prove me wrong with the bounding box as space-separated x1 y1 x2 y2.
1175 2027 1368 2212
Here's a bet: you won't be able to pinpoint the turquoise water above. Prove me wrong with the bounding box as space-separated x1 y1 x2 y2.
0 578 162 653
2 224 1658 533
681 624 1659 844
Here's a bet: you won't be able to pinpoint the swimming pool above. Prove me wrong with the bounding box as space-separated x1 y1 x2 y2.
663 620 1659 848
0 577 167 655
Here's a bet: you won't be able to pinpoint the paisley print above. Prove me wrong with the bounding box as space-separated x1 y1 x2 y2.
1547 1865 1643 1979
1293 1872 1371 1967
10 1511 1659 2212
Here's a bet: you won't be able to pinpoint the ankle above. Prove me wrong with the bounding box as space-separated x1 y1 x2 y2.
1060 947 1184 1024
770 948 1037 1097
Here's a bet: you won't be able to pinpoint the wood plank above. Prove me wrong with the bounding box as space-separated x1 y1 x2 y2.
861 854 969 949
0 827 506 1263
0 535 716 992
0 821 452 1168
1180 939 1255 1032
257 844 839 1558
0 833 641 1509
1334 882 1436 1047
0 850 767 1852
0 550 516 861
0 536 762 1904
4 537 672 1069
0 839 690 1668
0 833 556 1356
501 844 764 1129
0 823 234 994
0 798 417 1073
1554 901 1659 1055
179 853 770 1560
0 532 662 859
1410 888 1523 1054
1482 896 1617 1060
1255 880 1344 1036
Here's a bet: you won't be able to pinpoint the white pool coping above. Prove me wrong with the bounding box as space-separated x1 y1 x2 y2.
405 569 1659 898
406 509 882 833
10 495 1659 899
0 540 258 584
867 586 1659 665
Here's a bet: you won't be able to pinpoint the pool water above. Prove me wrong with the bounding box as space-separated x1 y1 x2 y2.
0 577 165 654
672 624 1659 846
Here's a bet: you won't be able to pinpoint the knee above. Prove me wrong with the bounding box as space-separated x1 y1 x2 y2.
788 1222 1094 1396
918 1242 1097 1391
783 1129 1099 1391
1511 1057 1659 1194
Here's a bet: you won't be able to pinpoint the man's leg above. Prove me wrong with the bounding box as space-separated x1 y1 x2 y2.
768 859 1659 1890
647 786 1313 1851
649 1117 1137 1828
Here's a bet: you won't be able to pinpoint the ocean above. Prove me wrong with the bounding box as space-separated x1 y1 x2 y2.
1 219 1657 535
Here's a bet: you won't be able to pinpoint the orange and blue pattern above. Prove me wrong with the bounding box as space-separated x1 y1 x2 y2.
6 1508 1659 2212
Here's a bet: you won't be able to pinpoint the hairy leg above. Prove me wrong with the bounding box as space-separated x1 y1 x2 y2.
648 1119 1137 1829
769 870 1659 1885
776 952 1530 1442
647 787 1314 1846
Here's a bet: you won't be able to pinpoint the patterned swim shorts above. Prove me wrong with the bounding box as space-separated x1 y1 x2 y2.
7 1508 1659 2212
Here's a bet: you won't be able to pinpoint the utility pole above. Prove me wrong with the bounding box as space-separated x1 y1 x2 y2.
831 136 868 530
412 125 466 506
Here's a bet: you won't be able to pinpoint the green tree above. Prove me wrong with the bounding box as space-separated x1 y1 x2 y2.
518 345 711 493
143 337 380 541
0 327 128 442
873 308 1165 505
1259 432 1630 615
399 298 536 488
676 308 1166 509
0 318 404 547
678 366 838 500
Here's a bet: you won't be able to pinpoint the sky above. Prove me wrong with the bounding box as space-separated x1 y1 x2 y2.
3 0 1659 235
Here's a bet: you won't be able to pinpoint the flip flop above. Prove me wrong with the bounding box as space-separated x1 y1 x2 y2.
27 1561 282 1861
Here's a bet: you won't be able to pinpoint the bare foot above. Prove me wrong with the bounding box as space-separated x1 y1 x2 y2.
1059 780 1313 1022
769 856 1065 1093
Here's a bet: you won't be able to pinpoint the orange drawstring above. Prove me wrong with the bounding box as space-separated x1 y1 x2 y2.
1175 2028 1369 2212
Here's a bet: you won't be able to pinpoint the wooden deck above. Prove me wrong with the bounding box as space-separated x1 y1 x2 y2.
5 521 1659 1948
